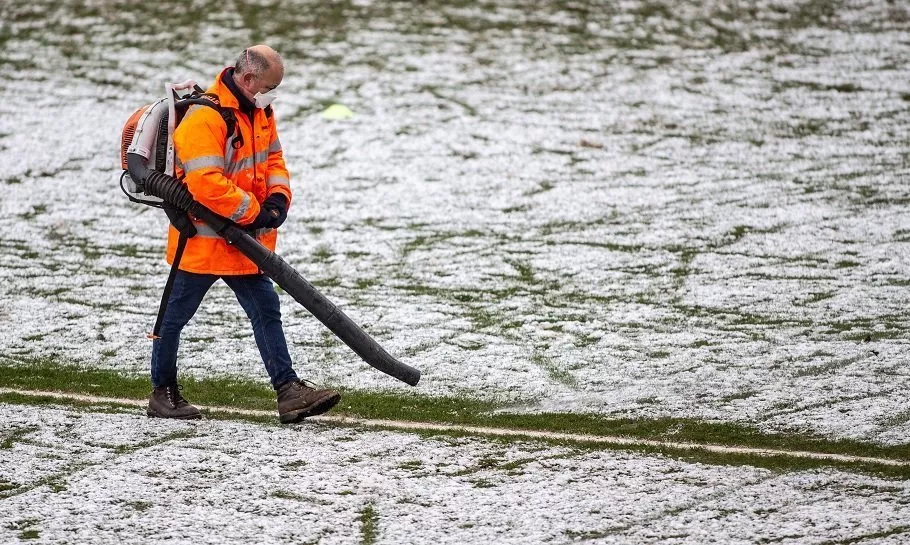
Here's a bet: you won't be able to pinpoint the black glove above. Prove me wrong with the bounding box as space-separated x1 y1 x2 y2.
244 194 288 231
245 207 276 231
262 193 288 229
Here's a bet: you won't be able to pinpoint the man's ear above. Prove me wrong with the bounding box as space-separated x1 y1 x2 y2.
242 72 256 91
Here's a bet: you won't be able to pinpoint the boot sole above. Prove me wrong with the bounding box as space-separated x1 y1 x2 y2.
147 409 203 420
279 392 342 424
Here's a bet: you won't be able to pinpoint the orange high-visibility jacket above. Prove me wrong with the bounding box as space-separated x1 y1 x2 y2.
168 68 292 275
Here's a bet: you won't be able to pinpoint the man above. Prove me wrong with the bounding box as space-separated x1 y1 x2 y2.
147 45 341 423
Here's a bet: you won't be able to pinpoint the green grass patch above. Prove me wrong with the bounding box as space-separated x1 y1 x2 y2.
1 358 909 476
358 503 379 545
1 426 36 449
18 204 47 221
311 244 332 262
531 352 577 388
506 259 535 283
830 525 910 544
720 390 757 403
835 259 860 269
270 490 305 501
804 291 835 304
122 500 152 512
523 180 555 197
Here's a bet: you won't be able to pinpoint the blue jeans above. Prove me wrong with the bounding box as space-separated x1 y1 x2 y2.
150 271 299 390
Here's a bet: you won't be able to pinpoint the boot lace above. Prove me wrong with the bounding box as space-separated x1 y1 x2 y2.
166 384 188 408
284 379 317 391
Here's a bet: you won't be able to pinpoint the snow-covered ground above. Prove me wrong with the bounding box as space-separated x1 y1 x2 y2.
1 0 909 443
1 403 909 544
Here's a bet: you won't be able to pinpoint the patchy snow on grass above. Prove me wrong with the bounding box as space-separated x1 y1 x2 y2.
1 404 909 544
0 0 909 444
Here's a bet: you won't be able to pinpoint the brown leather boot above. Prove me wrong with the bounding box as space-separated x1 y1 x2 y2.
276 380 341 424
147 384 202 420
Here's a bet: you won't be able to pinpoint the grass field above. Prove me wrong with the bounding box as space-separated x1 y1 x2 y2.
1 0 909 542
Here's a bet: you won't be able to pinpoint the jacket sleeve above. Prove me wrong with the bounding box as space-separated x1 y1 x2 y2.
265 114 292 207
174 106 260 225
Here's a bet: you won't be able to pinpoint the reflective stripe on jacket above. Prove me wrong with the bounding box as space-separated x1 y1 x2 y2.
168 68 292 275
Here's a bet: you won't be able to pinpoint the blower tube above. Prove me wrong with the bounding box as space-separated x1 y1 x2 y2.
127 154 421 386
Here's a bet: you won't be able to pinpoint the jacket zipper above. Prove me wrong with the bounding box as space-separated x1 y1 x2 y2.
246 108 264 272
249 108 257 184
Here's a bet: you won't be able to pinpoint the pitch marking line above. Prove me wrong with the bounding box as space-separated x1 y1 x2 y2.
2 387 907 467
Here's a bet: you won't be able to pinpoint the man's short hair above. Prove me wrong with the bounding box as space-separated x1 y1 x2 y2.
235 48 271 77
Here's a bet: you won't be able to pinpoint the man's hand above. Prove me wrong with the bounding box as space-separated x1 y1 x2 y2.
245 194 288 231
262 193 288 228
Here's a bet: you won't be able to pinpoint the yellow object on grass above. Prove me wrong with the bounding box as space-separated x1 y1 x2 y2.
321 104 354 120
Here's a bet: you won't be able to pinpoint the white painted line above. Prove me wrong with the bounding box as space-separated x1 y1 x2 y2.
2 387 908 467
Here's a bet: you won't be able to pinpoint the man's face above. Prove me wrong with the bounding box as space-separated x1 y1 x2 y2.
241 64 283 99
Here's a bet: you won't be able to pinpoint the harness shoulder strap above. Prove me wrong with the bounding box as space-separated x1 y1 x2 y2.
182 93 243 150
149 230 189 340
